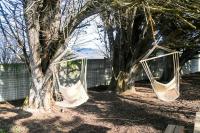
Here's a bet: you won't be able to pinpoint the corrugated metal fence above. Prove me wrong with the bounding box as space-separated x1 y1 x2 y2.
0 59 112 102
87 59 111 88
2 57 198 102
0 64 31 102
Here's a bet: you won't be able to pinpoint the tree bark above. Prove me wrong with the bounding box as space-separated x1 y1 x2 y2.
24 0 63 109
24 0 107 109
106 10 150 92
28 74 53 109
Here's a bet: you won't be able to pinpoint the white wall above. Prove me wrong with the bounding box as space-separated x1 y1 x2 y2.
182 54 200 74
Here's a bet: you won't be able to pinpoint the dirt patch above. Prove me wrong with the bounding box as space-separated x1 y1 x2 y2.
0 81 199 133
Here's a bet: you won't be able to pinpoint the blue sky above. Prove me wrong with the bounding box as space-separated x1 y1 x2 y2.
0 1 107 60
68 15 107 57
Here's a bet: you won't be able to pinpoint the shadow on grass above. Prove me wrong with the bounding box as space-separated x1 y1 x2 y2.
21 115 112 133
21 116 82 133
180 72 200 100
0 74 199 133
179 83 200 101
21 116 111 133
74 90 197 133
6 99 25 107
0 101 110 133
182 72 200 85
68 124 111 133
0 105 32 132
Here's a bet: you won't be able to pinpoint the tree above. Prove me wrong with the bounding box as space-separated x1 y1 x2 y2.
0 0 112 109
24 0 110 109
100 0 200 91
0 0 27 63
0 0 199 110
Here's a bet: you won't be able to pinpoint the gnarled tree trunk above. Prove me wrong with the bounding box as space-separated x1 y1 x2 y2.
24 0 107 109
104 9 151 92
25 0 62 109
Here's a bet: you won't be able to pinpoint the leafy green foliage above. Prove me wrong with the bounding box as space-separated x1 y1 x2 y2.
0 128 6 133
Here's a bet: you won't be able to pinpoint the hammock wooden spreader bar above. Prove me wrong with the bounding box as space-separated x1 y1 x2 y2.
140 45 180 102
140 51 179 62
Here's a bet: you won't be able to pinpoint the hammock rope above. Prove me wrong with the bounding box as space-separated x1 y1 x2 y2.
140 44 180 102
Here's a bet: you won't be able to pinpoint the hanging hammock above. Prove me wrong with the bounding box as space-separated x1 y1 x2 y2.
140 45 180 102
53 58 89 108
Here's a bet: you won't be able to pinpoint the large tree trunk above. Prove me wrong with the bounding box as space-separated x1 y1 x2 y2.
28 74 53 109
24 0 62 109
107 10 151 92
24 0 104 109
27 28 55 109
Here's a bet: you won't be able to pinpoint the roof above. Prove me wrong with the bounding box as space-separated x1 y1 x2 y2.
73 48 105 59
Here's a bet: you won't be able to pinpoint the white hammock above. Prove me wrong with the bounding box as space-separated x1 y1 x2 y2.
53 58 89 108
140 45 180 102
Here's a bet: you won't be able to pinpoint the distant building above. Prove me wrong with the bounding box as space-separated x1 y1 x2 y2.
182 54 200 74
73 48 112 88
74 48 105 59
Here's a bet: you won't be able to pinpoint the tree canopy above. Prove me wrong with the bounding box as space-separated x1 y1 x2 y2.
98 0 200 90
0 0 199 109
